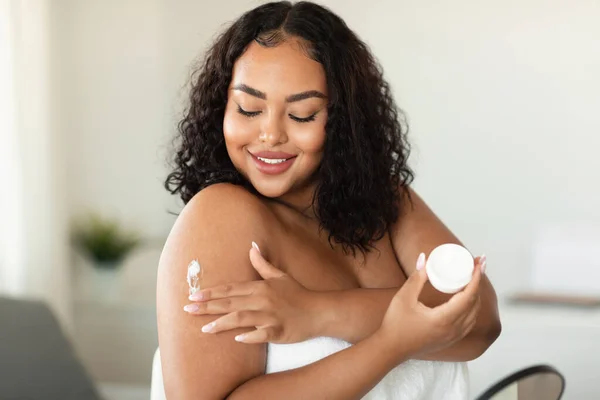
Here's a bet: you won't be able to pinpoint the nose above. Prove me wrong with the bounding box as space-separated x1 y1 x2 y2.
260 113 288 146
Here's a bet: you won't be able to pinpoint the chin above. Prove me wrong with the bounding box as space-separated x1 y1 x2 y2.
249 178 291 199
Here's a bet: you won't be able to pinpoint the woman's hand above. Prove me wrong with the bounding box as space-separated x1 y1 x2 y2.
376 253 484 362
184 243 319 344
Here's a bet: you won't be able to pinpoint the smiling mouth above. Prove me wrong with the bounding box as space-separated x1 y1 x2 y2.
255 156 292 164
248 151 298 175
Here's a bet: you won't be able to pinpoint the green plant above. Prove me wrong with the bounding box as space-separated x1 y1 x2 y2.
72 213 141 268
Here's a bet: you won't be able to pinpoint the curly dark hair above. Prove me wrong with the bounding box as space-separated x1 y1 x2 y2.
165 1 414 256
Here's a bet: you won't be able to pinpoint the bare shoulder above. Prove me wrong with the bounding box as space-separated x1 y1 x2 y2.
389 186 462 271
186 182 273 222
164 183 278 257
156 183 275 399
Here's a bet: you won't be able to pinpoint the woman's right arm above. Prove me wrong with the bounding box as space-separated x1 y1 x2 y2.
157 183 403 399
228 331 403 399
157 184 269 399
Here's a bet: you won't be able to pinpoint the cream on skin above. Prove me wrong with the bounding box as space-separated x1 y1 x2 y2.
187 260 202 296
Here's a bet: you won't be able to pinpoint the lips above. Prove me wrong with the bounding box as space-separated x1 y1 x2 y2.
248 150 297 175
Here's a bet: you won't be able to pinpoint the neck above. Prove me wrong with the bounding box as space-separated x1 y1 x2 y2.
274 182 318 220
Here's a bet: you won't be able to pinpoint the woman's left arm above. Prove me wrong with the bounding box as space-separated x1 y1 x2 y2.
385 187 501 361
315 188 501 361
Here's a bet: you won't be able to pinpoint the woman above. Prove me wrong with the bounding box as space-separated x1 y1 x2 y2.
158 1 501 399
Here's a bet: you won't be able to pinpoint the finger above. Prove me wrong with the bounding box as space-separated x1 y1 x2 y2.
183 296 261 315
478 254 487 275
437 298 479 345
189 281 257 301
201 311 272 334
447 293 478 327
439 283 482 329
461 302 480 336
460 256 484 299
235 326 277 344
435 286 478 322
402 253 429 302
459 295 481 329
249 244 286 280
443 255 484 309
430 275 481 322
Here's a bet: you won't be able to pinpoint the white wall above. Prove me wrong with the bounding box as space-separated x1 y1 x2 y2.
360 0 600 297
55 0 177 240
56 0 273 240
56 0 600 296
58 0 600 288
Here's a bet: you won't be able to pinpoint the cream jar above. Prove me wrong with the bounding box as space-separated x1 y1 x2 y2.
426 243 474 294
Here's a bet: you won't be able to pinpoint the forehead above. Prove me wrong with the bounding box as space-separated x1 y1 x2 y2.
231 39 327 93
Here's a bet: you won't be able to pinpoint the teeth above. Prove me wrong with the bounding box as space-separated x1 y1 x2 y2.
257 157 288 164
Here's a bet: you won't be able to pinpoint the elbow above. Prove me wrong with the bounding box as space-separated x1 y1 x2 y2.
470 317 502 361
483 317 502 350
488 317 502 344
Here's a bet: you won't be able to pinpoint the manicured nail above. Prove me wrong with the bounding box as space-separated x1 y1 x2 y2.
480 256 487 274
235 334 246 342
252 241 261 253
189 292 203 301
416 253 426 270
183 304 199 313
201 322 215 333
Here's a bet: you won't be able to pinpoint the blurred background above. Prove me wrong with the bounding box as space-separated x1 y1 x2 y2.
1 0 599 399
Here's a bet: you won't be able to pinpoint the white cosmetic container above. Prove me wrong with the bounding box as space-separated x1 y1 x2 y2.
426 243 474 294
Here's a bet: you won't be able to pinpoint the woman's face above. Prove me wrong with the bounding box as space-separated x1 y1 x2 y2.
223 39 328 200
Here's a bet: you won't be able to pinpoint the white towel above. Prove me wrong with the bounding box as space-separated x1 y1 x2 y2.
267 337 470 400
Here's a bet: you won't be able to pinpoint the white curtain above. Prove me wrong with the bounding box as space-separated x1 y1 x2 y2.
0 0 71 330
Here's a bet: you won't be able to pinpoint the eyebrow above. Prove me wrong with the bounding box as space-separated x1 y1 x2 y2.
232 84 326 103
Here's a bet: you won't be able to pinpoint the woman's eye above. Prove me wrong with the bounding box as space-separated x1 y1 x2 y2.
289 113 317 123
237 105 261 118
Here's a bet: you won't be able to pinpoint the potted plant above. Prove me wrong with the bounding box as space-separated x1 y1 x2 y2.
72 213 141 301
72 213 141 268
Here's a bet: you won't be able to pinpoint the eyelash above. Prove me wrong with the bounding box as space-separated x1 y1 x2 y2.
290 113 317 123
237 105 317 123
237 106 261 118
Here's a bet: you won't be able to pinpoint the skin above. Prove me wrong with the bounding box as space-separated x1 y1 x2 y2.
223 39 328 211
157 38 500 399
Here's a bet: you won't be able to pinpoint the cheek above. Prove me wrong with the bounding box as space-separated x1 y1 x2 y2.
223 110 256 148
290 124 326 156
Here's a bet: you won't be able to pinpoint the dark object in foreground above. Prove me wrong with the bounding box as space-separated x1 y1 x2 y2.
0 296 101 400
475 364 565 400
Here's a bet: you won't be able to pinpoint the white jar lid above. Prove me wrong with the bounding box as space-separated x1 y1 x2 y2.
426 243 474 294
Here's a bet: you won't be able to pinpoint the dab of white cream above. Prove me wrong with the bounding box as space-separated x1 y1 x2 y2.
187 260 202 295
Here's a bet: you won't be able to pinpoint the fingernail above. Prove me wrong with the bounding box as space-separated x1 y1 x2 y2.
252 241 261 253
416 253 426 270
235 334 246 342
189 292 203 301
480 255 487 274
183 304 199 313
201 322 215 333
